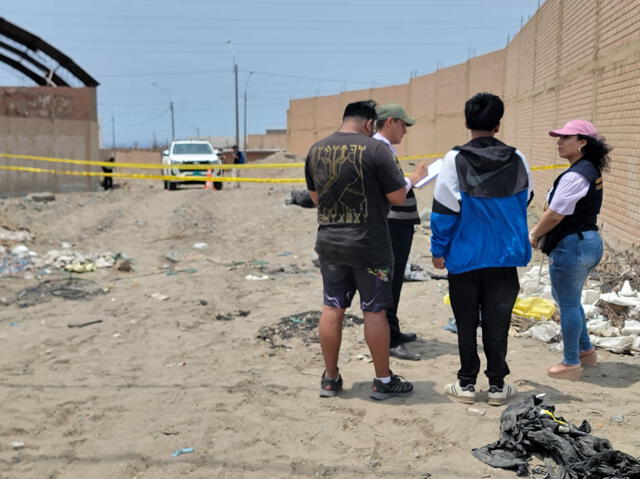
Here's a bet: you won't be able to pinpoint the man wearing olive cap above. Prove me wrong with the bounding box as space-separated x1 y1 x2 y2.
374 103 421 361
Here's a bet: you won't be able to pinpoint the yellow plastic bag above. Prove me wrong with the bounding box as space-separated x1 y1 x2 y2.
443 294 556 320
512 297 556 320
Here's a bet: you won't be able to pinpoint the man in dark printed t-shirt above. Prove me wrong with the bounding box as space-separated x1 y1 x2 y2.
305 100 427 401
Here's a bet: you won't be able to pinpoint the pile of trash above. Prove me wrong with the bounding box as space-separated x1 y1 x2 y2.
516 251 640 355
33 248 116 273
257 310 363 348
0 245 34 276
1 243 118 277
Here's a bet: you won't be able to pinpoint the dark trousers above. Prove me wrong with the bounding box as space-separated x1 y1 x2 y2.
448 267 519 385
387 222 414 347
103 176 113 190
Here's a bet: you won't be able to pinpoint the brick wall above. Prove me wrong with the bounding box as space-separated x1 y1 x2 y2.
287 0 640 245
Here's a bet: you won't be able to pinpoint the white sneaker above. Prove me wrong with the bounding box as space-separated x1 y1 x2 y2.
487 383 517 406
444 381 476 404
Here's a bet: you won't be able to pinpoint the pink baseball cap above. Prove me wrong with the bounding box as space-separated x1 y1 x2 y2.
549 119 599 138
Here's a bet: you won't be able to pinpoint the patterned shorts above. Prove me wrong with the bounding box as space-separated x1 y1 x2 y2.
320 262 394 312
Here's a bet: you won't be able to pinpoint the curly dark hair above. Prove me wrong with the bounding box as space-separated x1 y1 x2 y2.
578 134 612 172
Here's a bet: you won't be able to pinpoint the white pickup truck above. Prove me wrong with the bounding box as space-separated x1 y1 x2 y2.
162 140 223 190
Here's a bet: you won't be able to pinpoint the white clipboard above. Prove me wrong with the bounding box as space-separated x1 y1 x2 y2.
413 158 443 189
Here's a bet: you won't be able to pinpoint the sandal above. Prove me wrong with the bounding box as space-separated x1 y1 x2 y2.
580 348 597 367
319 370 343 397
547 363 583 381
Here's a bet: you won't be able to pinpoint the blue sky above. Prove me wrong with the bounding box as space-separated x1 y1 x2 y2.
1 0 543 147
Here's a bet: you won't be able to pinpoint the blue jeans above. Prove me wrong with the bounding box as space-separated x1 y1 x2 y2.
549 230 603 365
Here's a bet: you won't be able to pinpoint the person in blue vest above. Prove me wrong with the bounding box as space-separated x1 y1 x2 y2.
431 92 533 406
232 145 246 188
529 120 611 381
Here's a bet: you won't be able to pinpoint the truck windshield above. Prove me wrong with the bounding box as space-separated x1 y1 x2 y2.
173 143 213 155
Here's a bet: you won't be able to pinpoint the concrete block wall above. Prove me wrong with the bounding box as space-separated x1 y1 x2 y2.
287 0 640 245
0 87 100 196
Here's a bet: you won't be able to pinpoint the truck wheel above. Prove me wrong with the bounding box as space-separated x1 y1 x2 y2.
163 180 168 190
169 182 177 191
213 182 223 190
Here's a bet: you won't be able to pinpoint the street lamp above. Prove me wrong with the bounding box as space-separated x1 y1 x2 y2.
151 82 175 140
226 40 240 148
243 71 254 158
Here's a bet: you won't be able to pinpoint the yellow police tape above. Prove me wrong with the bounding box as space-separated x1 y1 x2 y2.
0 165 304 183
0 151 566 183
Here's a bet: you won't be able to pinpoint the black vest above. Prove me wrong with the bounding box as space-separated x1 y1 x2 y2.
542 159 603 254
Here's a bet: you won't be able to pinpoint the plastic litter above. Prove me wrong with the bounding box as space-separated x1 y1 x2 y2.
512 297 556 320
245 274 269 281
150 293 169 301
581 289 601 305
521 321 561 343
590 335 634 354
599 292 640 308
172 447 194 457
192 242 208 249
165 268 197 276
467 407 486 417
621 320 640 335
587 318 622 337
619 280 637 297
442 318 458 334
404 263 426 281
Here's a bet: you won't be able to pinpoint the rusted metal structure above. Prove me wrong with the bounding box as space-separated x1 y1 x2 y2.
0 17 98 87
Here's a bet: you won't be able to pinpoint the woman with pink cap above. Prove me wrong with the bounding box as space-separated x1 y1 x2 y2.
529 120 612 381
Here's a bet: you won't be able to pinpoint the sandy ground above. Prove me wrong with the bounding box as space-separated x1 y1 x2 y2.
1 156 639 478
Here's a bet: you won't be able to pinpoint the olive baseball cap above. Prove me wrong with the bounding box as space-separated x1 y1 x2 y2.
376 103 416 126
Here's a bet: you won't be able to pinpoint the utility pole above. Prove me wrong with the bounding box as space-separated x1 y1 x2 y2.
111 114 116 149
227 41 240 148
152 82 176 140
243 71 253 158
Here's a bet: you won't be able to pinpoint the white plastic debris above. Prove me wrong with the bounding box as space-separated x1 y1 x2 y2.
193 242 208 249
522 321 561 343
245 274 269 281
590 335 634 354
583 304 601 319
621 320 640 336
150 293 169 301
619 280 637 297
587 319 621 337
11 245 32 258
581 289 601 305
599 292 640 308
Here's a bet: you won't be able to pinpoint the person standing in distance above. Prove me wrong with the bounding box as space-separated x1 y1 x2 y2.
373 103 421 361
305 100 427 400
232 144 245 188
430 93 533 406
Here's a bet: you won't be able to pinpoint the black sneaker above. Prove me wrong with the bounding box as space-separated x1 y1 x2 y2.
370 372 413 401
319 371 343 398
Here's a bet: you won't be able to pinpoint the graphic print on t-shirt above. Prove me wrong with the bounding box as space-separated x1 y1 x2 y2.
309 143 368 225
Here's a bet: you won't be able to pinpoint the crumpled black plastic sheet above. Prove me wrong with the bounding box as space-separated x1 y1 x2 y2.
472 394 640 478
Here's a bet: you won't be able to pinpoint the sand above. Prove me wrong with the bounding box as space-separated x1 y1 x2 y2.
1 156 639 478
